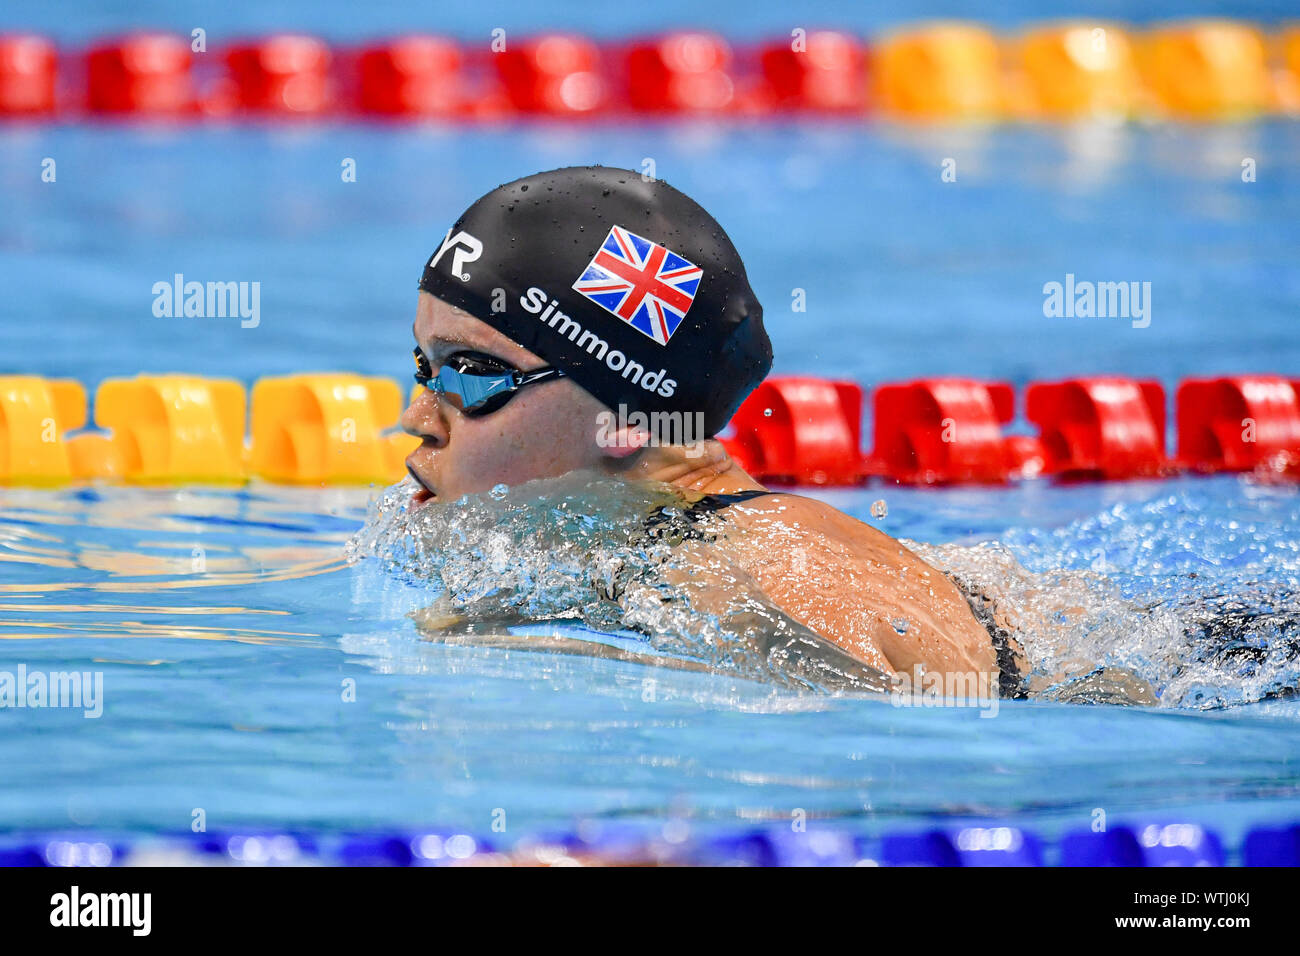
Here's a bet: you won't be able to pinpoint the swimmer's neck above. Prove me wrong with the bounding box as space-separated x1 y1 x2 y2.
613 439 767 496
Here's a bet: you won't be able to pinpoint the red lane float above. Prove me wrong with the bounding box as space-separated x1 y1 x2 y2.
495 34 609 115
352 36 464 117
13 23 1300 124
867 379 1027 484
0 34 57 116
623 32 738 113
757 30 868 113
1176 375 1300 473
85 34 193 115
724 377 864 485
7 371 1300 487
225 36 332 115
1025 377 1167 479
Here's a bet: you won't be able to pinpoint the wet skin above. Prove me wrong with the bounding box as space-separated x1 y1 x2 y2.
702 496 999 680
404 292 1000 682
402 293 619 508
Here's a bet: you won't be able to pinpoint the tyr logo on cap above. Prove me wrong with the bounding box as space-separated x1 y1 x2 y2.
429 227 483 282
572 225 702 346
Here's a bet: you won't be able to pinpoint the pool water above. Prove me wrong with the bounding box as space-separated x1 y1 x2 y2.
2 111 1299 854
2 471 1298 852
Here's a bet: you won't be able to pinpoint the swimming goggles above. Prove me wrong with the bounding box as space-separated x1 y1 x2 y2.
413 347 566 417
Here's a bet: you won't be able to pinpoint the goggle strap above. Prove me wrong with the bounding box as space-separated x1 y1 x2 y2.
514 367 566 387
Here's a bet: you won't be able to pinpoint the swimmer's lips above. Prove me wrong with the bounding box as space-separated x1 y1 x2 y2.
406 464 436 507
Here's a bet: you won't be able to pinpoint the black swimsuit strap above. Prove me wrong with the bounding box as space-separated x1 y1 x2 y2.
944 572 1031 701
642 489 775 542
681 489 774 517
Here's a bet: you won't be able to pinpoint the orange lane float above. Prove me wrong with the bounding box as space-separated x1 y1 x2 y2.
1279 27 1300 114
1137 19 1273 119
250 374 414 485
1011 22 1142 120
90 376 247 483
0 377 87 486
873 22 1004 121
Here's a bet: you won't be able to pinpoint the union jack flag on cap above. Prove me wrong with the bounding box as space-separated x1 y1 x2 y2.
571 225 703 345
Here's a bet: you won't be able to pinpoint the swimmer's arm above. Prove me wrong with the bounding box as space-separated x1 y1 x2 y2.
630 539 895 693
715 496 997 677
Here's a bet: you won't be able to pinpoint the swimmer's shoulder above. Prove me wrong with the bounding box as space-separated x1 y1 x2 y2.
708 489 895 546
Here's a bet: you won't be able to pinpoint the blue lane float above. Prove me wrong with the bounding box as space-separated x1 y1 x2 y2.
0 820 1296 866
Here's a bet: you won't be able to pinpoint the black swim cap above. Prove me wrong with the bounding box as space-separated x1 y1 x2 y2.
418 166 771 437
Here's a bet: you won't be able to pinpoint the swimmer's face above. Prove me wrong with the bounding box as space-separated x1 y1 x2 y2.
401 293 617 508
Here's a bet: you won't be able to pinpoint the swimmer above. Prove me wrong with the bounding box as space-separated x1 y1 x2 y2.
402 165 1021 696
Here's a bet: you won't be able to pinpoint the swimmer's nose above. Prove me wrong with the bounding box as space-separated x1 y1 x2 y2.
401 388 450 447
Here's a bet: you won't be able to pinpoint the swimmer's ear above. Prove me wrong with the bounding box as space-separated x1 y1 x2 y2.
595 424 651 460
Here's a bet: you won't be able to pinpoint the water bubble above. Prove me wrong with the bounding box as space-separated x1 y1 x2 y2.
763 408 773 417
871 499 888 519
489 483 509 500
890 618 910 635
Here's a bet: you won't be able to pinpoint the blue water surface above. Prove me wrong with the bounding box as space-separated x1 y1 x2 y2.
0 477 1298 855
3 121 1298 390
